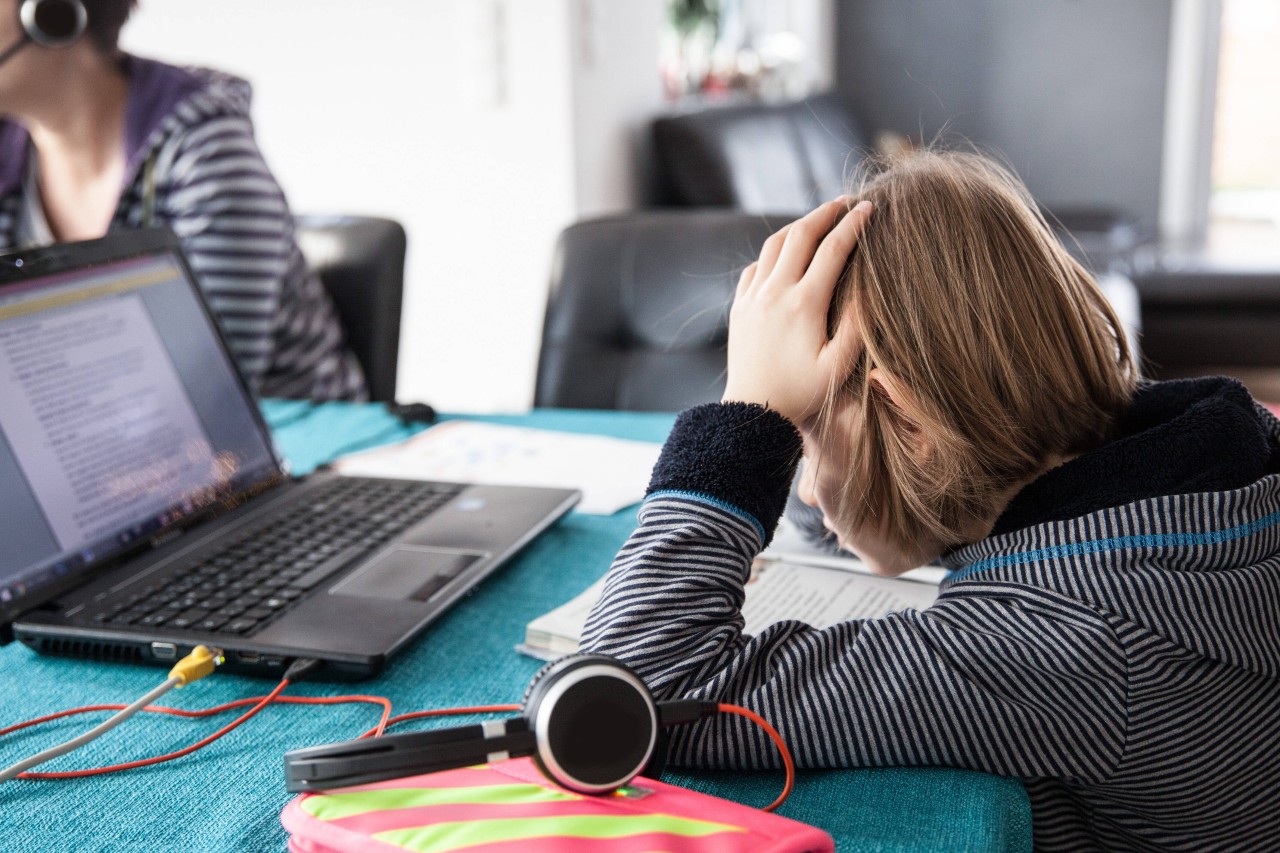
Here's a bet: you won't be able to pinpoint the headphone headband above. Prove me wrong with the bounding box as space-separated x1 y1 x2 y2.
284 655 669 795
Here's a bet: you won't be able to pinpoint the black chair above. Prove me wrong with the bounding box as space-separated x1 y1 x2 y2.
295 215 406 403
535 210 789 412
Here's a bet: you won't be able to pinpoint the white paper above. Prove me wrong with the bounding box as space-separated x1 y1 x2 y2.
334 420 662 515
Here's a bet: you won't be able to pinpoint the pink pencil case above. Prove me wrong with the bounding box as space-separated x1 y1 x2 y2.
281 756 833 853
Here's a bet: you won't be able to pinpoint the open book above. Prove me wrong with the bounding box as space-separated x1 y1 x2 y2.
518 519 946 661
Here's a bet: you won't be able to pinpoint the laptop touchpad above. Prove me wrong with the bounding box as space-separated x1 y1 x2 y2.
329 547 486 602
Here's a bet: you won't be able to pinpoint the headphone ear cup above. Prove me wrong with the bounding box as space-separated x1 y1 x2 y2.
20 0 87 47
521 654 659 794
520 651 602 708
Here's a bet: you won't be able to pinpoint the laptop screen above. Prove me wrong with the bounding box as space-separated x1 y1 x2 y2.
0 238 282 624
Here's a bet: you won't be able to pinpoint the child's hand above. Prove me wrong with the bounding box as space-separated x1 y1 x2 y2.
722 199 873 424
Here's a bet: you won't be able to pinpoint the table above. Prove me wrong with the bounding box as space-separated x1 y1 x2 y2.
0 402 1031 852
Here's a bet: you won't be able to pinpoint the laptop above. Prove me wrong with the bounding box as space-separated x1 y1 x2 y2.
0 228 580 680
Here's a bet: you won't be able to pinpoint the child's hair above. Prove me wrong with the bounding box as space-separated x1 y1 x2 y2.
820 148 1138 560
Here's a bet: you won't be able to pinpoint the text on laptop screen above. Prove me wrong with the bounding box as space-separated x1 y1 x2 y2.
0 252 280 612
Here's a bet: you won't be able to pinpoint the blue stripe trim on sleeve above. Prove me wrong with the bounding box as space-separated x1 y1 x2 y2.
951 508 1280 581
645 489 767 543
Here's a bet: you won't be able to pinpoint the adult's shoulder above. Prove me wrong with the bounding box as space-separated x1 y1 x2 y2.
123 54 259 167
124 54 253 122
122 54 270 184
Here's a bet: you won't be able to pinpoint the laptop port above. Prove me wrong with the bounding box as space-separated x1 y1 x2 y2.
150 642 178 661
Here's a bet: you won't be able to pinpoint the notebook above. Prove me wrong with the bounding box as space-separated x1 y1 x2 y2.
0 228 580 680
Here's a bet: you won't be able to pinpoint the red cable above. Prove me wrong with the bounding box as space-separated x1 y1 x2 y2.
1 692 511 781
15 679 292 780
717 703 795 812
5 692 795 812
0 693 393 739
1 706 145 737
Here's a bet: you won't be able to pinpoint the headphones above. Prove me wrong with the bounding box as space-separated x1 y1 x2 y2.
21 0 86 46
0 0 85 67
284 654 717 794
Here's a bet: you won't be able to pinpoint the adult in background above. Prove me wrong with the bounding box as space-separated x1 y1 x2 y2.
0 0 366 400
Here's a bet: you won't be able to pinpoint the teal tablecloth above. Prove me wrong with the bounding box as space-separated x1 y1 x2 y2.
0 401 1031 851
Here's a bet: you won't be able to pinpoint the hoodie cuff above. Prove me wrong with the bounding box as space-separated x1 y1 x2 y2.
647 402 804 541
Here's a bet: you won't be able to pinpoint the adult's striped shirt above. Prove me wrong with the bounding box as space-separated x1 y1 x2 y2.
0 55 365 401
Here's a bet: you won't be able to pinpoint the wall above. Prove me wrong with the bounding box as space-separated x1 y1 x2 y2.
123 0 663 412
567 0 667 218
835 0 1172 233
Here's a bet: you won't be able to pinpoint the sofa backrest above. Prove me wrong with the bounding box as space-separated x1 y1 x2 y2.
652 92 869 213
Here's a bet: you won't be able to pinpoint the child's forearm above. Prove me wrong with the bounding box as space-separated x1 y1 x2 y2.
582 492 762 697
582 400 801 695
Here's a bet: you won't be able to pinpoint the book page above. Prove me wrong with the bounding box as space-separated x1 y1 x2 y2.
741 560 937 631
762 517 948 585
518 576 608 661
519 559 939 660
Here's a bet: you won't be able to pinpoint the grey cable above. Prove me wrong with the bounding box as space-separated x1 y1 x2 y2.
0 676 181 783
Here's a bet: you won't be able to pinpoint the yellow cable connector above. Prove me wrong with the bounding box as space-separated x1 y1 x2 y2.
167 645 223 686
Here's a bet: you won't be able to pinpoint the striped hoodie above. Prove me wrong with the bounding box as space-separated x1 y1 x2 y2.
582 376 1280 851
0 55 365 401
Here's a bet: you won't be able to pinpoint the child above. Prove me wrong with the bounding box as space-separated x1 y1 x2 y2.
582 149 1280 851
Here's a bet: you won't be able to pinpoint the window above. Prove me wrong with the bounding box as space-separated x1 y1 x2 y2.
659 0 829 102
1208 0 1280 254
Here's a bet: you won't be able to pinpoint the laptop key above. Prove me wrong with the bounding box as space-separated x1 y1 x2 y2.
195 615 228 632
169 609 209 630
112 608 149 625
289 543 369 590
139 610 178 627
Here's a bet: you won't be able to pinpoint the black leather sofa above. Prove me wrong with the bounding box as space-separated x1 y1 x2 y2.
652 92 865 214
1127 252 1280 400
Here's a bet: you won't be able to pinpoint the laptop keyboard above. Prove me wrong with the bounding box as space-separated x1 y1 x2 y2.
90 477 463 636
